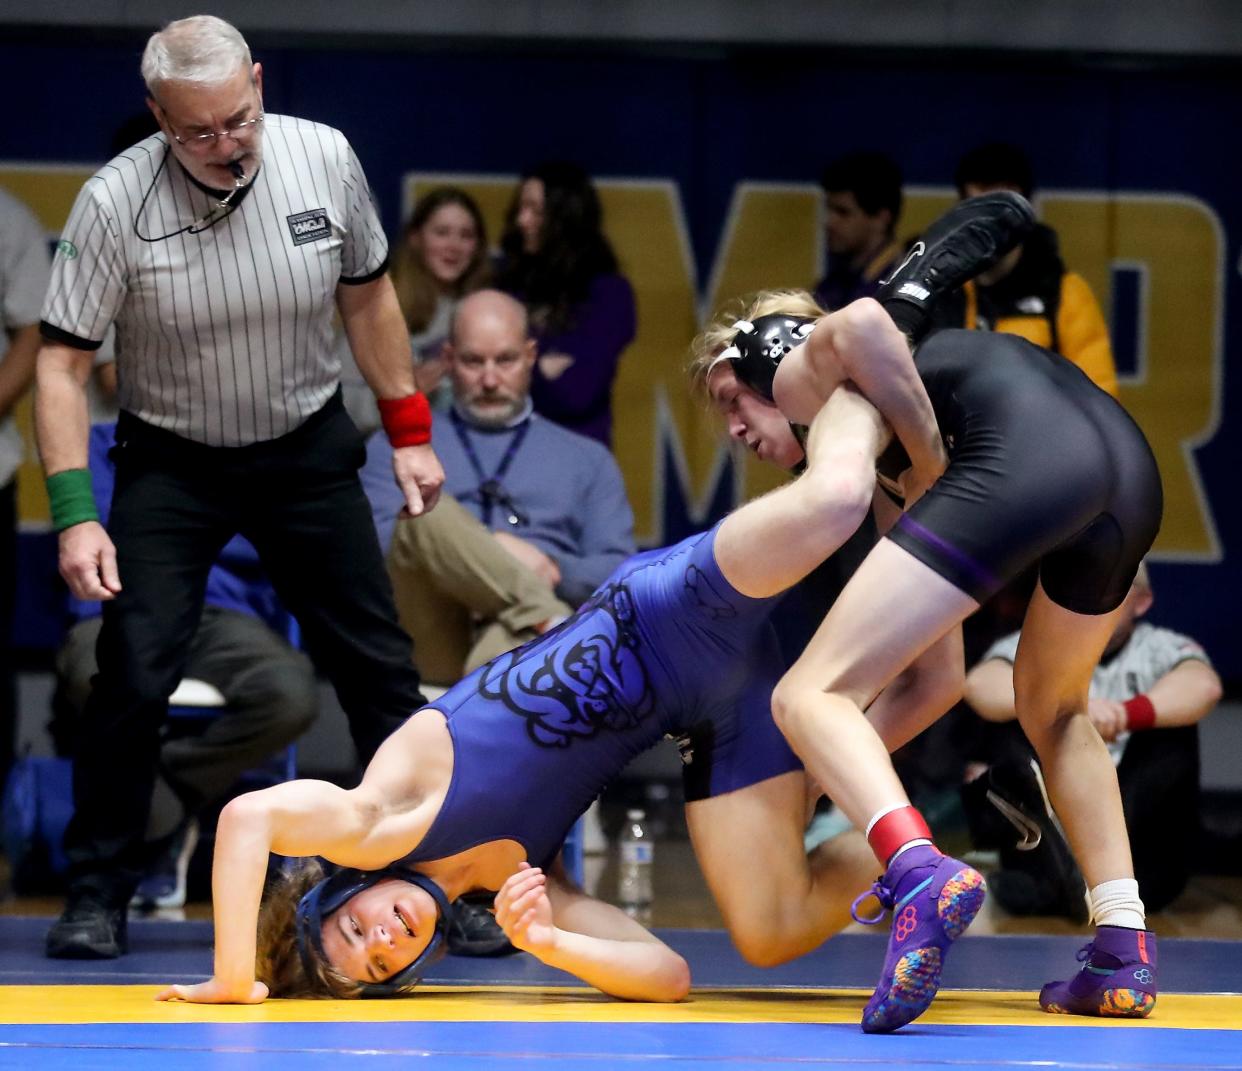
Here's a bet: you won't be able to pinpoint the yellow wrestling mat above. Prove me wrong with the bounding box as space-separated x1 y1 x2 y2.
2 984 1237 1029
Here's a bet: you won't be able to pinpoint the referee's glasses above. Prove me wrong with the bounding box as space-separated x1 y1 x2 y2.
168 112 265 152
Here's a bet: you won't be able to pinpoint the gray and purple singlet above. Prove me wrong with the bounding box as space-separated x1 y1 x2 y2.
398 525 801 871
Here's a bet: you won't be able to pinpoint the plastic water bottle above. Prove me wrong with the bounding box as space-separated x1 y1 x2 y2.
618 807 654 923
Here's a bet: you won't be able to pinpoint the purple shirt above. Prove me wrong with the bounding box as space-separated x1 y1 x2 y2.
523 272 636 448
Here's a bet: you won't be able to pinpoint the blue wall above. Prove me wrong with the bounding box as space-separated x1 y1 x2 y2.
3 34 1239 682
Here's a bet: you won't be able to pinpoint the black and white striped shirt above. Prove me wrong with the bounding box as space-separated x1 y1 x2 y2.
41 114 388 446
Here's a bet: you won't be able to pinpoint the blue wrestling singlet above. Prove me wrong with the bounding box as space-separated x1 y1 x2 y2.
399 525 802 871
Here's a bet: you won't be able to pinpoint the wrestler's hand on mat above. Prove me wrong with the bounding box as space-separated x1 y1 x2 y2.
392 442 445 517
58 520 122 600
1087 697 1127 742
155 976 269 1004
494 862 557 955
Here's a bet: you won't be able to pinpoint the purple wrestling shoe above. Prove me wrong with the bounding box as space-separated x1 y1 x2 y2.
851 845 987 1033
1039 925 1157 1018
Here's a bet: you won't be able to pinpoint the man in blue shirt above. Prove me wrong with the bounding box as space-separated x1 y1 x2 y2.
362 290 635 685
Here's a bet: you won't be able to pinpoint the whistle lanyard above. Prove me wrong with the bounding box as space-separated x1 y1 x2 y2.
449 409 531 526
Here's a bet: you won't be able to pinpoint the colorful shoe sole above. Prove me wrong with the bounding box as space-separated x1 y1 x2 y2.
862 866 986 1033
1042 988 1156 1018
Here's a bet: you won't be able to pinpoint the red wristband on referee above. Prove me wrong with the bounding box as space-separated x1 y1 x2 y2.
378 392 432 447
1123 694 1157 732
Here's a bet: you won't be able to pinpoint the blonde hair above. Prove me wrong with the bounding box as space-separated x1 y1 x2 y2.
687 288 825 393
255 859 363 999
141 16 253 93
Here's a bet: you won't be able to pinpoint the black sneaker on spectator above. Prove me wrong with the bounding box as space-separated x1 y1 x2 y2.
446 892 519 957
962 758 1088 922
131 818 199 912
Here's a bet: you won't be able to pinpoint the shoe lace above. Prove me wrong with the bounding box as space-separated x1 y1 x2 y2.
1074 940 1096 965
850 879 894 926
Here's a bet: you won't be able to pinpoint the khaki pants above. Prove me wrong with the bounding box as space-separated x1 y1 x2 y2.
388 494 570 686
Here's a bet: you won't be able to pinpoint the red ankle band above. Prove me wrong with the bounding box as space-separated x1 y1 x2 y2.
379 392 433 447
867 806 933 865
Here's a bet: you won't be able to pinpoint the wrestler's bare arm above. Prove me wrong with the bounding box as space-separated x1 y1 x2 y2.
775 298 946 489
493 861 690 1002
156 779 388 1004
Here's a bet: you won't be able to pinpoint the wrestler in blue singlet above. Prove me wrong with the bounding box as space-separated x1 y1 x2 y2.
398 523 801 871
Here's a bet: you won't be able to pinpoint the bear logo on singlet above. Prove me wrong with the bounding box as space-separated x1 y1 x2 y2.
479 582 654 748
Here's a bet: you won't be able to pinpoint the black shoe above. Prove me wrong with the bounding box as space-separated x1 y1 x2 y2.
46 889 128 959
446 893 518 957
966 758 1089 923
876 191 1036 343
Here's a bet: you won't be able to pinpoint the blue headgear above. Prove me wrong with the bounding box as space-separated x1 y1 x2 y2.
294 866 452 997
708 314 817 401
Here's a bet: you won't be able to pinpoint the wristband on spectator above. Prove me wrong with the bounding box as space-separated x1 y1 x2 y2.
1123 693 1157 732
378 392 432 447
46 468 99 531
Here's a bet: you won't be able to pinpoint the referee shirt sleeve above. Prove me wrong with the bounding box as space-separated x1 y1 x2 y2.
41 179 126 349
1 193 51 329
337 136 388 284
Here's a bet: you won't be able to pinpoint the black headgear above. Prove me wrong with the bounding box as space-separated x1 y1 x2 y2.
709 314 817 400
295 866 452 997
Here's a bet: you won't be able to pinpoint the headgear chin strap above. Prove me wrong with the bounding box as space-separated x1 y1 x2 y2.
295 865 452 997
708 314 817 401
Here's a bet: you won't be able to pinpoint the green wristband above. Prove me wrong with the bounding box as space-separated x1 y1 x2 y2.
46 468 99 531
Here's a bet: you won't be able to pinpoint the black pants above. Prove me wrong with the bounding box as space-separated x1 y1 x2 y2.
65 395 425 902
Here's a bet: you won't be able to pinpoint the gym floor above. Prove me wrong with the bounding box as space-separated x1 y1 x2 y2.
2 843 1240 1069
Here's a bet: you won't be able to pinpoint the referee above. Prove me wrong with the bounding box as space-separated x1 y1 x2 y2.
36 15 444 959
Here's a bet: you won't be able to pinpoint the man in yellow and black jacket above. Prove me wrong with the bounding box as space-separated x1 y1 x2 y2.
930 143 1118 398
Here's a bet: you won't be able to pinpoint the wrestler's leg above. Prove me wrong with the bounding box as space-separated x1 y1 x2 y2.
771 539 976 830
1012 582 1133 888
770 539 982 1032
686 770 878 968
1016 582 1157 1019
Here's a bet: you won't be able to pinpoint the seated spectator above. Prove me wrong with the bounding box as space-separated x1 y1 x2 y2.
362 289 635 685
961 562 1222 917
343 187 491 433
495 161 636 448
51 423 318 909
934 142 1118 396
812 151 905 311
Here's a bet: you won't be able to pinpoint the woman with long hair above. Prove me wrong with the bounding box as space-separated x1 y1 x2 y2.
495 161 635 448
344 188 490 430
391 188 491 362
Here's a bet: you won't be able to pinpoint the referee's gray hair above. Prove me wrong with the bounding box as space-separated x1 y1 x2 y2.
141 15 253 93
